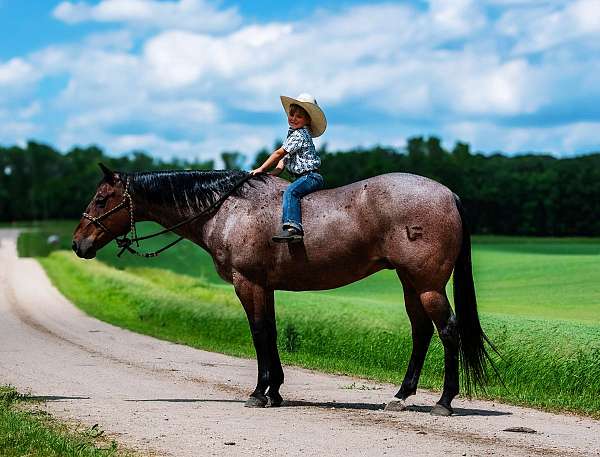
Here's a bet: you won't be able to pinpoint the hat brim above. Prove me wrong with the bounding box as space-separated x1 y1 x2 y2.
280 96 327 138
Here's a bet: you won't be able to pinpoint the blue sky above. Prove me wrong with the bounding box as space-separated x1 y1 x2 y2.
0 0 599 164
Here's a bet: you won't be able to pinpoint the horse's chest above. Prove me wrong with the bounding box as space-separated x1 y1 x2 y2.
211 249 233 282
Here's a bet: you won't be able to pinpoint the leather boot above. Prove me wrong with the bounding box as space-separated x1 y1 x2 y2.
272 226 303 243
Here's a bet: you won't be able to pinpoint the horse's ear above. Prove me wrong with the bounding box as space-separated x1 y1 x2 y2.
98 163 115 184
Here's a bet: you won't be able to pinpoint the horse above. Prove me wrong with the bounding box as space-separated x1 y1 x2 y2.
72 164 494 416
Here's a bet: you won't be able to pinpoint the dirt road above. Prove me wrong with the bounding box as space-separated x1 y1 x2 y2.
0 229 598 456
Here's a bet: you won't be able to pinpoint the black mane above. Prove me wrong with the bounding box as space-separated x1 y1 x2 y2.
120 169 260 215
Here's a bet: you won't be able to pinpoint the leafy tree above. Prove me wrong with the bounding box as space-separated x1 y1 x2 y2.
0 138 599 236
221 151 246 170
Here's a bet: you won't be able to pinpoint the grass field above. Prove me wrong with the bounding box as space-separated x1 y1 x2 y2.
0 386 129 456
15 221 600 416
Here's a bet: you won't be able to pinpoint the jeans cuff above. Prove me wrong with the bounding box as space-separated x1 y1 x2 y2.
282 221 303 232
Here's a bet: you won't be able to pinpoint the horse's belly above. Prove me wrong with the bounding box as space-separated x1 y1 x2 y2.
269 255 392 291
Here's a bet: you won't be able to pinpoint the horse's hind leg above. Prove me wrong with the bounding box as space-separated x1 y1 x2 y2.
386 282 434 411
420 290 459 416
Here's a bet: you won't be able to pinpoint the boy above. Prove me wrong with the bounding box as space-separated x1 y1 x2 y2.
251 93 327 243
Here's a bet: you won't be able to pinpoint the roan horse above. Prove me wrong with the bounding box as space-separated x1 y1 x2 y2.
72 164 494 416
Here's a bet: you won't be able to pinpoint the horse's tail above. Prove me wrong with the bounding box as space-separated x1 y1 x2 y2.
452 194 498 395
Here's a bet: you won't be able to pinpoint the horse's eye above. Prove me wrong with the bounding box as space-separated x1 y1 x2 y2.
96 196 108 208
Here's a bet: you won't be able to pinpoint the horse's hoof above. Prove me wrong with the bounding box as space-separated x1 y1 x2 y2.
267 392 283 407
244 395 268 408
385 399 407 412
430 404 453 416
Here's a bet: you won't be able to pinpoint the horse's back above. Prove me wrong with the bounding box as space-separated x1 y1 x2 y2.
246 172 460 251
303 172 457 226
225 173 461 291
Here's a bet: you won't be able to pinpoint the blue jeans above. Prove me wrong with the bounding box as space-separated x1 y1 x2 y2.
282 172 324 232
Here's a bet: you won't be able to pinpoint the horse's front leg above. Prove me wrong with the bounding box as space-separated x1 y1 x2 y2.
233 272 284 408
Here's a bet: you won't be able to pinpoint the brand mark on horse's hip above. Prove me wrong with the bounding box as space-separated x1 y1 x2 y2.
406 225 423 241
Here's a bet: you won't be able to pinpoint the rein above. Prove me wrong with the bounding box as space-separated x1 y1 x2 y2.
82 172 255 258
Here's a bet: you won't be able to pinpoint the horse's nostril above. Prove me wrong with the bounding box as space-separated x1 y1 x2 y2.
72 240 77 252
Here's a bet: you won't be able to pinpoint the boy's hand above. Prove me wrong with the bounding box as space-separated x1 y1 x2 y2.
250 168 263 175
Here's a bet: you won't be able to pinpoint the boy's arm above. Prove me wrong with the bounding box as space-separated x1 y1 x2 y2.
269 159 285 176
251 147 286 174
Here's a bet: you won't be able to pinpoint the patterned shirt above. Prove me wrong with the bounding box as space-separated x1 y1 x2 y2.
282 127 320 175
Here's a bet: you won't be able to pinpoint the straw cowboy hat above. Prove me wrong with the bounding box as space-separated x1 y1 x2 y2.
280 93 327 138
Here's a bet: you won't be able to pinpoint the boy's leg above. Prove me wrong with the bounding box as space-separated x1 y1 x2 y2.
281 173 323 232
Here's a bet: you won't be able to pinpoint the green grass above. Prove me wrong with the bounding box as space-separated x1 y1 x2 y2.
16 221 600 416
38 249 600 417
0 386 129 457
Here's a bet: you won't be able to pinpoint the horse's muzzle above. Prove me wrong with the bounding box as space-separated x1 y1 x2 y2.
72 237 96 259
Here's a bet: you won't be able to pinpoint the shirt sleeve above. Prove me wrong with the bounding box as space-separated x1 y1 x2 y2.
282 130 304 155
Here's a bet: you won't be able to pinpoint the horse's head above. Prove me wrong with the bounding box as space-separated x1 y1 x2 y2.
72 163 132 259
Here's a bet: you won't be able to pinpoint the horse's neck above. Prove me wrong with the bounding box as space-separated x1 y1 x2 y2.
134 196 217 249
132 175 269 253
136 198 193 232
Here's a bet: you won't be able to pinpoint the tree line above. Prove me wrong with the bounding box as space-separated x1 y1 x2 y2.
1 138 599 236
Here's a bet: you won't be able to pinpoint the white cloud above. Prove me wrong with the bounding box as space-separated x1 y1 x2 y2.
428 0 487 38
482 0 567 5
63 99 219 132
143 24 293 89
497 0 600 54
447 58 547 115
0 58 37 86
53 0 241 32
17 102 42 119
322 123 407 152
1 0 598 159
107 133 201 157
84 29 135 51
0 119 38 144
443 120 600 154
138 3 547 119
57 121 281 165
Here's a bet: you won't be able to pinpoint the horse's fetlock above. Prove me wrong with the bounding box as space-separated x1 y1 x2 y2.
397 386 416 400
